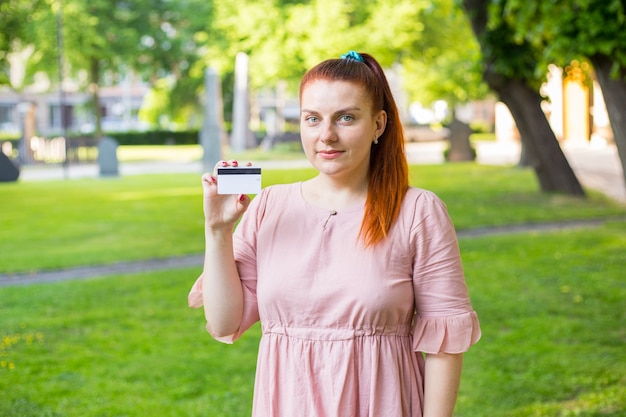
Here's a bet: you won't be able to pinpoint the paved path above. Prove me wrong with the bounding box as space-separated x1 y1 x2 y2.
3 140 624 287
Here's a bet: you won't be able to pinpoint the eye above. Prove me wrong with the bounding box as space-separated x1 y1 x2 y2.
305 115 319 124
339 115 354 123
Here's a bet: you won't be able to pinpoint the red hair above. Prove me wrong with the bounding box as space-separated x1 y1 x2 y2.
299 53 409 247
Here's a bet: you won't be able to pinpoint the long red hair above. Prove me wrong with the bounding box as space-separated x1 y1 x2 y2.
299 53 409 247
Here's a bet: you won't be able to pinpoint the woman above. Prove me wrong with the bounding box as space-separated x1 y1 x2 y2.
189 51 481 417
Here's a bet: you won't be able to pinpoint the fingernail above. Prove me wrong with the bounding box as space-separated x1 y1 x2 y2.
239 194 246 202
221 161 228 166
231 160 239 166
209 175 216 182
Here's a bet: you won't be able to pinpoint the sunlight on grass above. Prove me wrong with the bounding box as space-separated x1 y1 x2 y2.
117 145 203 162
0 160 625 416
457 223 626 416
1 223 625 416
116 143 306 163
109 186 199 201
0 164 623 274
0 269 259 417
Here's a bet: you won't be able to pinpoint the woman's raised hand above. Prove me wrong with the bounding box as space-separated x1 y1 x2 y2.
201 160 252 231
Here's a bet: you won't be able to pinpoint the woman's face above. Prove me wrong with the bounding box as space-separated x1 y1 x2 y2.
299 79 386 183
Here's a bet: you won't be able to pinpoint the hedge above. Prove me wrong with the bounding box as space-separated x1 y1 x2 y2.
107 130 199 145
1 130 201 147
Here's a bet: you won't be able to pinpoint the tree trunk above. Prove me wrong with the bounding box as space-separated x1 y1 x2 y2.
462 0 585 196
493 78 585 195
518 139 533 167
589 54 626 188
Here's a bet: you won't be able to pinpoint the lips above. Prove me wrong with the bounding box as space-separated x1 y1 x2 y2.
318 149 344 158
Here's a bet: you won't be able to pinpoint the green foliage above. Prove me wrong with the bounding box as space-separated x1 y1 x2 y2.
2 0 491 127
497 0 626 73
1 0 212 131
194 0 488 113
0 0 44 85
477 1 548 89
401 0 489 106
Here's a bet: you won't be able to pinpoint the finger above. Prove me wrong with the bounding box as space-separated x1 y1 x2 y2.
244 161 252 167
212 160 229 176
201 174 218 193
229 159 239 167
237 193 251 208
202 173 216 183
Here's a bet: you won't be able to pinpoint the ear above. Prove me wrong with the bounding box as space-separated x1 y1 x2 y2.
374 110 387 137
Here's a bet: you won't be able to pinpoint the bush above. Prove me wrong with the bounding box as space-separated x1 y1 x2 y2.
108 130 199 146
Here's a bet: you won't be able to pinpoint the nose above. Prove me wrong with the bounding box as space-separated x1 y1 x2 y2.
320 121 337 144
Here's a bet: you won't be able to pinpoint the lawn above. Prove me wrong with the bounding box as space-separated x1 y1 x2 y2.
457 221 626 416
1 162 625 416
1 163 623 274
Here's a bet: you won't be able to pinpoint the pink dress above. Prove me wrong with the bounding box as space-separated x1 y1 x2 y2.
189 183 481 417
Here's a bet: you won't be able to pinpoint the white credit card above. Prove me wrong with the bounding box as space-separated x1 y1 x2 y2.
217 166 262 195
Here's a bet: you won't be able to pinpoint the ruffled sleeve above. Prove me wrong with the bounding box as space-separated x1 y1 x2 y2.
408 189 481 354
412 311 481 354
187 188 269 344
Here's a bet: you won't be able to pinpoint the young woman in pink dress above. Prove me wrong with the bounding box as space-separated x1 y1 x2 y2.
189 51 481 417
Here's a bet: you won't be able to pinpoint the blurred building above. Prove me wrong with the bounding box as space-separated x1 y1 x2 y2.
495 61 612 147
0 82 149 140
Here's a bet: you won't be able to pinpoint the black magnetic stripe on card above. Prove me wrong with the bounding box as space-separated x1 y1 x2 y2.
217 168 262 175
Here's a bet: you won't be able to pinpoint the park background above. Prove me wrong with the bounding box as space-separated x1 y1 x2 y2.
2 0 626 416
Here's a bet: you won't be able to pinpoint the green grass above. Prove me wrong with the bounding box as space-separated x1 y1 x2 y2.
0 174 206 273
457 221 626 416
1 162 625 416
1 225 624 417
0 269 259 417
409 164 625 227
1 164 623 274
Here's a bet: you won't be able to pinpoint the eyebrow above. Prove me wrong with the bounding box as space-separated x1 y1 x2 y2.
301 106 363 114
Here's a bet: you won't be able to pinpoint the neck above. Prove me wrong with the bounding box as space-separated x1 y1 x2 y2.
302 174 369 211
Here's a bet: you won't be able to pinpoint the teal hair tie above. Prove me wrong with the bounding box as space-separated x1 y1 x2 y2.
341 50 365 63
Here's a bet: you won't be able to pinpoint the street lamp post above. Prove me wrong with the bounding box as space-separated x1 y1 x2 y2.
56 0 70 178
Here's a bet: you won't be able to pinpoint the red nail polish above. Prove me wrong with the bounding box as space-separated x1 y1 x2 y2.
239 194 246 202
221 161 228 166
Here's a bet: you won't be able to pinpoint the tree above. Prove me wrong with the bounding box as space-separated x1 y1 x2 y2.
131 0 213 128
1 0 211 135
205 0 376 90
397 0 489 112
498 0 626 189
0 0 45 85
461 0 585 195
197 0 392 129
201 0 480 114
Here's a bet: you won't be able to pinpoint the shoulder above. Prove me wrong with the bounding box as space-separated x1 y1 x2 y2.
403 187 448 211
246 182 300 216
262 182 299 196
399 187 454 230
255 182 299 205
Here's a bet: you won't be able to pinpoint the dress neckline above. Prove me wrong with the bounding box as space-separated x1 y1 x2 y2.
296 181 365 215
